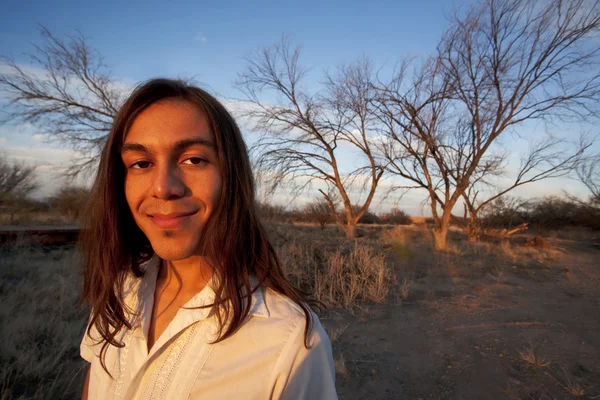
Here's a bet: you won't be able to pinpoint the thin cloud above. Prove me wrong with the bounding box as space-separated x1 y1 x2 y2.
194 32 208 43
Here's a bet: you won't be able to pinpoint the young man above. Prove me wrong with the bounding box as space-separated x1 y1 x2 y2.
79 79 336 399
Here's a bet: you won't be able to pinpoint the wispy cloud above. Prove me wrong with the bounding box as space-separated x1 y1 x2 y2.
194 32 208 44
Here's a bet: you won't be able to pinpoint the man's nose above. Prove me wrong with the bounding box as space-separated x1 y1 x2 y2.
150 162 186 200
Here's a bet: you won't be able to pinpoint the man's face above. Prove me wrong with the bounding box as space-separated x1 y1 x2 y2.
121 99 222 261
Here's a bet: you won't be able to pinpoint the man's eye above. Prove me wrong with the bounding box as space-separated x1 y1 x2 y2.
131 161 152 169
182 157 208 165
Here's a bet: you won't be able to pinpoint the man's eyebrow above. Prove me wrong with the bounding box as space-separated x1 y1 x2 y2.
120 137 216 155
173 137 216 153
120 143 148 154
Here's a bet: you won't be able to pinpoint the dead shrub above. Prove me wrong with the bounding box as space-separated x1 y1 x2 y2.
518 345 550 369
547 365 587 398
317 243 393 309
525 236 554 249
400 279 410 300
335 354 349 377
279 241 395 311
382 225 430 245
325 324 349 344
48 184 90 220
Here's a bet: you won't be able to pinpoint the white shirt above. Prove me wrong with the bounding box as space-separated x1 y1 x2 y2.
80 255 337 400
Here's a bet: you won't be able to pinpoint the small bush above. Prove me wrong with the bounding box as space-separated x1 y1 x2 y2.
303 199 333 229
518 345 550 369
356 211 380 224
379 209 413 225
48 185 90 220
278 241 395 311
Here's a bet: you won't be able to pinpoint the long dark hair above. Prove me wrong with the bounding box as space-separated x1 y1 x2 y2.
78 78 314 376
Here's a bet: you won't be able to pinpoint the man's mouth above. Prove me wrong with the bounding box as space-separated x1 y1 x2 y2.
148 211 197 229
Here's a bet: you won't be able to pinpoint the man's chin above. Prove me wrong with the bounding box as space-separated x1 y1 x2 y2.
151 244 199 261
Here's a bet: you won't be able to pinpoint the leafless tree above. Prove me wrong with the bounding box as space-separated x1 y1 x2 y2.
304 198 333 229
0 27 125 177
0 153 39 204
377 0 600 250
236 39 386 238
576 154 600 205
48 184 91 220
460 135 590 240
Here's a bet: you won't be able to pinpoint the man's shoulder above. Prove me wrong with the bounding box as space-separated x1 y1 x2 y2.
258 287 328 345
262 286 309 322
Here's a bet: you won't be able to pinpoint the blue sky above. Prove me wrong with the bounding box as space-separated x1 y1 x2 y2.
1 0 460 95
0 0 595 214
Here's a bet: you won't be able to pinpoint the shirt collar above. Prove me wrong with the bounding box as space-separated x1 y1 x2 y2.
131 254 270 324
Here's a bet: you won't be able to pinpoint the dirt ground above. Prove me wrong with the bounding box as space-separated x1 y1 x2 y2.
317 227 600 399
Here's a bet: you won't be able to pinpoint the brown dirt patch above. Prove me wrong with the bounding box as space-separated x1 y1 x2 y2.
309 225 600 399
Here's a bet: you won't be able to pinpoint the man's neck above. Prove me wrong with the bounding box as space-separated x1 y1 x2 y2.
156 256 212 294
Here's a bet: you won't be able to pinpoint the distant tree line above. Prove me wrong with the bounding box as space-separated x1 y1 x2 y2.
481 196 600 232
256 200 413 227
0 155 90 224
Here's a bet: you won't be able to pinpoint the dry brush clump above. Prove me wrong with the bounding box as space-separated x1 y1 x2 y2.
277 240 395 311
0 243 87 400
518 345 551 369
381 225 430 261
334 353 350 378
548 365 587 399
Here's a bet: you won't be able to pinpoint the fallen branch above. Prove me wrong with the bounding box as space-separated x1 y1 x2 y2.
502 223 529 237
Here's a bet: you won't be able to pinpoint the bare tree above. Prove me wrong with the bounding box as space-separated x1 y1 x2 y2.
460 135 590 240
48 184 90 220
377 0 600 250
576 154 600 204
236 39 386 239
304 198 333 229
0 153 38 202
0 27 125 177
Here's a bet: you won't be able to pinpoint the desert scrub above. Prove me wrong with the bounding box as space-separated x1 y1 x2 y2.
0 244 87 400
278 241 395 311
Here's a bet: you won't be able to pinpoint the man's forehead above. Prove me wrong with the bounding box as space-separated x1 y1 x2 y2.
126 100 211 134
120 136 216 154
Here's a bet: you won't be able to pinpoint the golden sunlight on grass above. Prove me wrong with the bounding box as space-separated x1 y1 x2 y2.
518 345 551 369
334 354 349 378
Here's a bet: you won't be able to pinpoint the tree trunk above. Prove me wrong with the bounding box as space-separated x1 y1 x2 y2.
432 226 448 251
463 203 482 242
466 215 482 242
343 223 356 239
432 211 452 251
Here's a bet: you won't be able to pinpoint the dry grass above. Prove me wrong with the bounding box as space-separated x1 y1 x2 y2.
325 324 349 344
518 345 551 369
0 211 77 226
278 240 395 311
334 354 349 378
565 384 586 398
535 227 599 242
382 224 431 244
1 221 594 399
0 243 87 400
400 279 410 300
546 365 588 398
488 264 505 284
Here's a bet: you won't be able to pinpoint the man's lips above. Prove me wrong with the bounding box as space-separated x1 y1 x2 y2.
148 211 197 229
